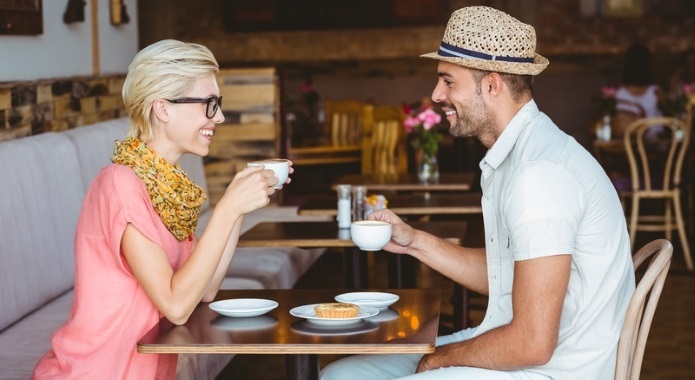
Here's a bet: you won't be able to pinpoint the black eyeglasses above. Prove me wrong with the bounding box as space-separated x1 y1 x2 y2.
166 95 222 119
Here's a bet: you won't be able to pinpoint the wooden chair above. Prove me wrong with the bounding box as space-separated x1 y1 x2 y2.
361 104 408 176
615 239 673 380
623 117 693 270
323 99 370 148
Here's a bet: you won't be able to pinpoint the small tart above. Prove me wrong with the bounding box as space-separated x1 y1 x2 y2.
314 303 359 318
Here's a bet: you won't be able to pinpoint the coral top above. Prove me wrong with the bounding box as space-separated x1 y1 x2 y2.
33 164 194 379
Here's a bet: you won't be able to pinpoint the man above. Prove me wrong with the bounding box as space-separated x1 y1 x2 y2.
321 6 635 380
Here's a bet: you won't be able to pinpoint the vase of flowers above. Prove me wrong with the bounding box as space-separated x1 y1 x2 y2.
403 100 443 183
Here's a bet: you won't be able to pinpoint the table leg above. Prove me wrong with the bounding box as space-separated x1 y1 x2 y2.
387 255 416 288
285 354 319 380
343 247 368 288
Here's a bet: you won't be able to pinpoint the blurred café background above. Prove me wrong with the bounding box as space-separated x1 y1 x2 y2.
1 1 694 379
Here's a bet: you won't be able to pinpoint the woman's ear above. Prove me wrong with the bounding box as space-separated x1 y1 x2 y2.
152 99 169 123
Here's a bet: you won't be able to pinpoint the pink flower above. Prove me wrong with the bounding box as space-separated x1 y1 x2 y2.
601 86 616 98
418 109 442 130
684 84 693 94
404 116 420 133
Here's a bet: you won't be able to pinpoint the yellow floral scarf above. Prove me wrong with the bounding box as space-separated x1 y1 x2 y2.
112 138 206 241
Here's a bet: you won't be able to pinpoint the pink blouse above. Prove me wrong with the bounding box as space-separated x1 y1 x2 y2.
33 164 194 379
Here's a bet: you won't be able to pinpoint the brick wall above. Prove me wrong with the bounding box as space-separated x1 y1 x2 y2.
140 0 694 64
0 76 127 142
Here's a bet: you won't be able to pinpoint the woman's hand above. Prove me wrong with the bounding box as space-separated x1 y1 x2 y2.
366 209 414 254
218 165 276 215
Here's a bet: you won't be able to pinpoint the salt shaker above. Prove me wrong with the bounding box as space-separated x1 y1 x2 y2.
351 185 367 222
336 184 352 229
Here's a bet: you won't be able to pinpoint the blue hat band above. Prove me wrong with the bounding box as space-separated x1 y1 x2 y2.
437 41 534 64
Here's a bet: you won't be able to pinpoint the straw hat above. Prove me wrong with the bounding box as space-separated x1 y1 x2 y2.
421 6 549 76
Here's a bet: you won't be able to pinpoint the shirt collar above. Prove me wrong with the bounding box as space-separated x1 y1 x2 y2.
480 99 539 170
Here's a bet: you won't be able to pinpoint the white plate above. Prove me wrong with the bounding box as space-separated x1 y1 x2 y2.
209 298 278 318
335 292 399 310
289 303 379 325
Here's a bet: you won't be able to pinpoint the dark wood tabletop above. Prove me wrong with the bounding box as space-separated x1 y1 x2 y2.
297 193 482 217
332 172 476 192
138 288 441 380
237 220 467 248
237 220 466 290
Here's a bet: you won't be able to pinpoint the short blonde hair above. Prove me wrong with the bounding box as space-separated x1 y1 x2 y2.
122 39 219 141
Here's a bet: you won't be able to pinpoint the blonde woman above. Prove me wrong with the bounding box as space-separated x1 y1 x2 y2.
33 40 286 379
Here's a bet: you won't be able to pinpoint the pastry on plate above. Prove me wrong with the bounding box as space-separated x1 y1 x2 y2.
314 303 359 318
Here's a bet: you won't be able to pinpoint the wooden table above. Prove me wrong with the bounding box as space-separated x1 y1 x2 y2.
237 220 466 289
138 288 441 380
296 193 481 331
332 172 476 192
297 192 482 217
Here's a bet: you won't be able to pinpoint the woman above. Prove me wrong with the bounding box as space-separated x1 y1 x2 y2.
613 43 664 138
32 40 285 379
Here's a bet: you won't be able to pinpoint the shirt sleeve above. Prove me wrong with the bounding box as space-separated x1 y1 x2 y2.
98 165 168 258
502 160 584 260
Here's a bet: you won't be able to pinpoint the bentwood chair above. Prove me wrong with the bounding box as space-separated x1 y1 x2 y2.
361 104 408 176
323 99 370 148
615 239 673 380
623 117 692 270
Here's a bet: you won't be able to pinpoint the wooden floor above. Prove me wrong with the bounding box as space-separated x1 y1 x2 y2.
217 217 695 379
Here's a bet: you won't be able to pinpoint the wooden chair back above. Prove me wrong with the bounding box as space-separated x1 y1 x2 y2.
622 116 692 269
324 99 369 147
624 117 690 195
362 104 407 176
615 239 673 380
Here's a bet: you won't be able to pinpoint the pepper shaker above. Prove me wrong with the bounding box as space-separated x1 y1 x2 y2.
351 185 367 222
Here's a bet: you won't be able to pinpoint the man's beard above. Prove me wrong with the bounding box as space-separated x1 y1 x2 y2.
449 95 496 139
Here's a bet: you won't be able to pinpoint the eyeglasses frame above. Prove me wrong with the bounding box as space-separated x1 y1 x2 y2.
165 96 223 119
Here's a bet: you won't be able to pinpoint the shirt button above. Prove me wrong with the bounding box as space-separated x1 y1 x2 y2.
490 237 494 243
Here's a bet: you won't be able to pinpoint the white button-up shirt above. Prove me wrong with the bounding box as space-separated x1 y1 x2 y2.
473 100 635 379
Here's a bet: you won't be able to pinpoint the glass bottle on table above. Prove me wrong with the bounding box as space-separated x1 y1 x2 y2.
351 185 367 222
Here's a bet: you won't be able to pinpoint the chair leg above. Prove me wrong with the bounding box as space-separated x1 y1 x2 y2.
673 194 694 270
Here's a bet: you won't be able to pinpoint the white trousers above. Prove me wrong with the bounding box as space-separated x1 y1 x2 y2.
320 327 550 380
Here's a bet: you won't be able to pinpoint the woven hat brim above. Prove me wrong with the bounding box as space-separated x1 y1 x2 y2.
420 51 549 76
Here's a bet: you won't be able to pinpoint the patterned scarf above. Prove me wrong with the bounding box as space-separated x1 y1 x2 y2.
112 138 206 241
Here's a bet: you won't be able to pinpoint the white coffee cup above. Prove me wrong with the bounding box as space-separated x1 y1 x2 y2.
247 159 289 189
350 220 392 251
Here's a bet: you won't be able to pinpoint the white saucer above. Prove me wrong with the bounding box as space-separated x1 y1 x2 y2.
289 303 379 325
335 292 399 310
209 298 278 318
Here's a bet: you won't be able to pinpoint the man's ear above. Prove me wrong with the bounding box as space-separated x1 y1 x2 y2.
152 99 169 123
485 72 504 97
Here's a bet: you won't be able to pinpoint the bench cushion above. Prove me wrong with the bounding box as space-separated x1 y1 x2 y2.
0 133 84 332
